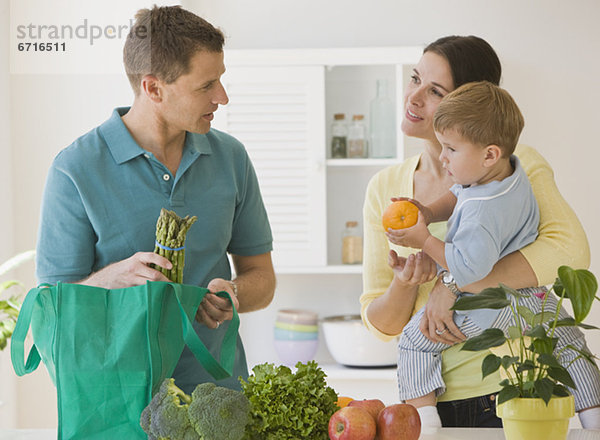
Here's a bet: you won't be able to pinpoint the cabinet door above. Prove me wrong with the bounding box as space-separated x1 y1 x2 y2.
213 66 326 267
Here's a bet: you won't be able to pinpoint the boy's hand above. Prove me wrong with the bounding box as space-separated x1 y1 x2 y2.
390 197 434 225
385 211 431 249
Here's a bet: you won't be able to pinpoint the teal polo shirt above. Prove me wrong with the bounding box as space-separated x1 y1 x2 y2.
36 107 273 391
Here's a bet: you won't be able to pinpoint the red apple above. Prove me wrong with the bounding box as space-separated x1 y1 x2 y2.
348 398 385 421
329 406 377 440
376 403 421 440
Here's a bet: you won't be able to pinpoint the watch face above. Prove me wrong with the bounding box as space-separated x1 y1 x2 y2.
443 272 454 284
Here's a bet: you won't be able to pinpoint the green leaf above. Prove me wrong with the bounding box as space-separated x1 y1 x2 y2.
554 317 600 330
516 359 536 373
524 324 547 339
0 280 22 293
552 384 571 397
548 366 576 389
451 288 510 311
563 344 599 366
507 325 521 339
537 353 561 368
558 266 598 322
534 378 554 405
522 380 535 392
482 354 501 379
532 311 556 326
499 283 529 298
501 355 519 370
461 328 507 351
498 385 521 404
532 336 558 355
516 305 534 324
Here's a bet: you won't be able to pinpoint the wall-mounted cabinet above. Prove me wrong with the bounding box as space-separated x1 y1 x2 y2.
212 47 422 273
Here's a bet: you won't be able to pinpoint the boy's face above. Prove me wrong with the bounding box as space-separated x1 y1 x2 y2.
435 129 490 186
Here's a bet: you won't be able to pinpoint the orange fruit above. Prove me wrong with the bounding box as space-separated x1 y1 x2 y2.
336 396 354 408
382 200 419 230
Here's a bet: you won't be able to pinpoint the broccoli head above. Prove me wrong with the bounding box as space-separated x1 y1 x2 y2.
140 378 200 440
188 382 250 440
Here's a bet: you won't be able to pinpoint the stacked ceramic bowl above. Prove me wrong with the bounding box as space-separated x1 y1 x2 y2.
274 309 319 366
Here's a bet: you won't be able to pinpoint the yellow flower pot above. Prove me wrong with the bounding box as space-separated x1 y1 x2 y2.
496 395 574 440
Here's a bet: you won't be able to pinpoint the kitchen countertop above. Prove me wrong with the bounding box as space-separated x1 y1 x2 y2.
1 428 599 439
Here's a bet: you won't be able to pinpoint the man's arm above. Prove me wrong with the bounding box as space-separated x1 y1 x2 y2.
196 252 276 328
230 252 276 312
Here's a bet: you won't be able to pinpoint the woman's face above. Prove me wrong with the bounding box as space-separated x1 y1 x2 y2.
401 51 454 144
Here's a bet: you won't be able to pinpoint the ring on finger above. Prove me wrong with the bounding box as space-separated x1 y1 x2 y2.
215 320 221 328
435 327 447 335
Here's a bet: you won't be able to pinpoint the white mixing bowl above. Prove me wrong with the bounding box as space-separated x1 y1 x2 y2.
321 314 398 367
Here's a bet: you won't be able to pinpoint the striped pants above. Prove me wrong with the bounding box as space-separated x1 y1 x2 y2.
397 287 600 411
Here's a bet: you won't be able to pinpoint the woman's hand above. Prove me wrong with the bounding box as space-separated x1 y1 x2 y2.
388 249 437 286
419 278 465 344
195 278 240 329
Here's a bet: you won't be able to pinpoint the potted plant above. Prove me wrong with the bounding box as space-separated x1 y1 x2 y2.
452 265 599 440
0 251 36 351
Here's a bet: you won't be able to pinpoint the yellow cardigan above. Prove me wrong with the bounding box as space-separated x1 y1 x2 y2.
360 144 590 402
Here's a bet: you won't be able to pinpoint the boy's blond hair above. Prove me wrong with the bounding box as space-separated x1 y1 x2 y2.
433 81 524 156
123 6 225 95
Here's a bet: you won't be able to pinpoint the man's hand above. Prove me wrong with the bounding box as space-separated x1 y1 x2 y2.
419 278 465 344
77 251 171 289
195 278 239 329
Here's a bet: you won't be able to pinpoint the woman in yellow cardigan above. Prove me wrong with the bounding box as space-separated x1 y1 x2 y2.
360 35 600 428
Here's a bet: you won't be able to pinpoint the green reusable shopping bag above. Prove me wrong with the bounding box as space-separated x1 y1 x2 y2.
11 281 239 440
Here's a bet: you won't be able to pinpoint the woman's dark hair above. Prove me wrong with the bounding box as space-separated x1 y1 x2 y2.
424 35 501 89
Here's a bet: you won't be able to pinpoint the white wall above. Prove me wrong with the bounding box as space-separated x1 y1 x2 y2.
0 0 17 429
4 0 600 428
185 0 600 362
4 0 174 428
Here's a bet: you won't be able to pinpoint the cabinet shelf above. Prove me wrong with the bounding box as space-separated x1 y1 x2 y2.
275 264 363 275
326 158 397 167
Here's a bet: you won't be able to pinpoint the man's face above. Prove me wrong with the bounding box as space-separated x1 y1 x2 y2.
158 50 228 134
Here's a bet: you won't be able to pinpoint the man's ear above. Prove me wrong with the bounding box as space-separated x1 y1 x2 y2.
140 75 162 102
483 144 502 167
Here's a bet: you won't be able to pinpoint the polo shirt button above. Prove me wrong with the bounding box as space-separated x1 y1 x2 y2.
144 153 150 159
163 174 170 181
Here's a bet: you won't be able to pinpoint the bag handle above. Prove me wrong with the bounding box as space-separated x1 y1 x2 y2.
169 283 239 380
11 284 52 376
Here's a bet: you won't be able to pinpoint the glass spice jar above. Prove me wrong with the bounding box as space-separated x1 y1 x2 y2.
331 113 348 158
342 221 363 264
347 114 368 158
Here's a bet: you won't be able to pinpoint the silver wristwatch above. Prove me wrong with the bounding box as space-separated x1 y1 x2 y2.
439 270 461 297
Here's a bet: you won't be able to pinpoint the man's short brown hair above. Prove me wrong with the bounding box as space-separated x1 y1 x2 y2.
433 81 524 156
123 5 225 95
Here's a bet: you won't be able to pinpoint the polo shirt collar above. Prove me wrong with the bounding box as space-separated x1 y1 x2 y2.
100 107 213 164
99 107 146 164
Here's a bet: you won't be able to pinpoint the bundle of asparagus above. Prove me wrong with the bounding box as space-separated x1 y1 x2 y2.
153 208 197 283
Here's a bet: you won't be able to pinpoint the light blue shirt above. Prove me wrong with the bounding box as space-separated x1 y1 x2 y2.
446 156 539 329
36 107 273 391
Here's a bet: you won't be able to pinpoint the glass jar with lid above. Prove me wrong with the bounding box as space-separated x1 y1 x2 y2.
331 113 348 158
347 114 368 158
342 221 363 264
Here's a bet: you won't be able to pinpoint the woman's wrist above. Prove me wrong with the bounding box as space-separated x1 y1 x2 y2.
390 272 420 292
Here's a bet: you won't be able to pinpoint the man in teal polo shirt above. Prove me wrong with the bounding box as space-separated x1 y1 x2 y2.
35 6 276 392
